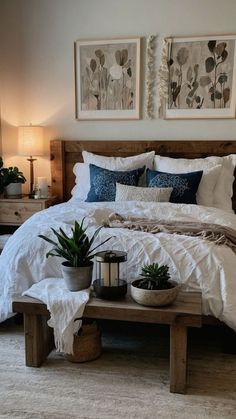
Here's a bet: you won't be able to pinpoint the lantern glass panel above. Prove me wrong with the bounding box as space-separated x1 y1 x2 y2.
95 251 127 287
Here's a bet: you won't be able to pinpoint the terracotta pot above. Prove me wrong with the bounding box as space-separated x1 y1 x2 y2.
61 262 93 291
131 279 181 307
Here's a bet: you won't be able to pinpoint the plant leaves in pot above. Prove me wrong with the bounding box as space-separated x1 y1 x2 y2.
38 218 112 291
1 163 26 198
131 263 180 307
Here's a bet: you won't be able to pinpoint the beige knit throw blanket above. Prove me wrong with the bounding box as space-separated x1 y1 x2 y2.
104 212 236 253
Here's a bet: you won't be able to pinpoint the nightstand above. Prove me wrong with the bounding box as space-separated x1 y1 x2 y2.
0 196 58 228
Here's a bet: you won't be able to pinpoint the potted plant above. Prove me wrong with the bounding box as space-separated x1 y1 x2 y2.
1 162 26 198
131 263 180 307
39 219 111 291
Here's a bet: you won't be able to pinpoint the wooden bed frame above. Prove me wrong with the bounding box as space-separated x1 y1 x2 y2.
11 138 236 377
50 139 236 211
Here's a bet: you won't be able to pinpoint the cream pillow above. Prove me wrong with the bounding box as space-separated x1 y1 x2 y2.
154 155 222 208
115 183 173 202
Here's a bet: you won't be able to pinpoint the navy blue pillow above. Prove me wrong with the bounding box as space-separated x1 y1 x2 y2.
86 164 145 202
146 169 203 204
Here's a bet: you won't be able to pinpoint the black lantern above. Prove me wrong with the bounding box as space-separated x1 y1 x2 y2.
93 250 127 300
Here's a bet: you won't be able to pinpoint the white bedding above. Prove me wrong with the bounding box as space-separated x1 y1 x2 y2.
1 200 236 330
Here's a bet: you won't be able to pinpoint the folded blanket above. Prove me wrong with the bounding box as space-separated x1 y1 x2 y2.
23 278 90 355
104 213 236 253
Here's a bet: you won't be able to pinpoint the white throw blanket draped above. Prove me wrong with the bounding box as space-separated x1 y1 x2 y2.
23 278 90 355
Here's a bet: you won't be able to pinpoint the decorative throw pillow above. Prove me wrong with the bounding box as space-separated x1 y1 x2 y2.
86 164 145 202
115 183 173 203
146 169 203 204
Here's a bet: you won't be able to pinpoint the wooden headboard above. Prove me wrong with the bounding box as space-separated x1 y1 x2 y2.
50 140 236 210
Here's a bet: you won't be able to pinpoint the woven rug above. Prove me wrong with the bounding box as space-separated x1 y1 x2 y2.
0 319 236 419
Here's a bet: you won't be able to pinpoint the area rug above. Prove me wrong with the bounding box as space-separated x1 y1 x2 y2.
0 319 236 419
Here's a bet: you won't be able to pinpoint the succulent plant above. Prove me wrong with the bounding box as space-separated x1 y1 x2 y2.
137 263 171 290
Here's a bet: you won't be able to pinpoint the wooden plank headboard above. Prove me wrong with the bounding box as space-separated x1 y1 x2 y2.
50 140 236 210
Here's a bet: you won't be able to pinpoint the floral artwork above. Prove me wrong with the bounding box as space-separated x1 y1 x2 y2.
74 38 140 120
164 35 236 119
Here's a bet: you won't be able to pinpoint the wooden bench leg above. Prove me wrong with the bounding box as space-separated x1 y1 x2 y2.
169 324 187 394
24 313 54 367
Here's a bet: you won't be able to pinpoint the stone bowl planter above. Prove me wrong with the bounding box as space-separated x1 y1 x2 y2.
61 262 93 291
131 279 181 307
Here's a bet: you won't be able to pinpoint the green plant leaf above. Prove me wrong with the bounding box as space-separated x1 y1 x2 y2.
38 234 59 247
39 220 112 267
88 236 112 256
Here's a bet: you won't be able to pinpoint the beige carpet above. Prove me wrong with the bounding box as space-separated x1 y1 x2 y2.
0 319 236 419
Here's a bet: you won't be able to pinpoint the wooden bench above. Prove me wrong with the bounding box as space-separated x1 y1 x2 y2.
13 291 202 394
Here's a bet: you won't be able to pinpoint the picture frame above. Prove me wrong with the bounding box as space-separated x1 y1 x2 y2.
164 35 236 119
74 37 141 120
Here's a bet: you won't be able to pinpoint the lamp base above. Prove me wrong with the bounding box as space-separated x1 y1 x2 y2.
27 156 37 199
93 279 127 300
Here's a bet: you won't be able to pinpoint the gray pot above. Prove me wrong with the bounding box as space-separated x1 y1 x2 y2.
5 183 22 198
131 280 181 307
61 262 93 291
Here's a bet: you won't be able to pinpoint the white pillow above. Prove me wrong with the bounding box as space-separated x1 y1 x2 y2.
213 155 236 212
71 163 90 201
154 155 222 208
82 150 155 170
72 151 155 201
115 183 173 203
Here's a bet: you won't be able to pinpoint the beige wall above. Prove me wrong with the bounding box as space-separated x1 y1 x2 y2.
1 0 236 191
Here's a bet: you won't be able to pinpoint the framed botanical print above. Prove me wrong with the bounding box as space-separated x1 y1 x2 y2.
74 37 140 120
164 35 236 119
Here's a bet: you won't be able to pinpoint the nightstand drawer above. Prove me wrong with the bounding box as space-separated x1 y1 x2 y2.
0 201 44 225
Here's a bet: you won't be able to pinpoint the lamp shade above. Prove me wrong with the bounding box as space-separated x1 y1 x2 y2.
18 126 44 156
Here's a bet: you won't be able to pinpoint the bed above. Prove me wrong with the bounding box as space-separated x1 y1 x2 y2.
1 139 236 331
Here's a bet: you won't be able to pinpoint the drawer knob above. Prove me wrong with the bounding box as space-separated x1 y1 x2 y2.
14 211 19 216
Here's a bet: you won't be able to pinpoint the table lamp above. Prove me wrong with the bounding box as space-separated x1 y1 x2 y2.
18 125 44 197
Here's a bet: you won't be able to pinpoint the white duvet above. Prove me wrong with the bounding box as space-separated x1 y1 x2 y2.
1 199 236 330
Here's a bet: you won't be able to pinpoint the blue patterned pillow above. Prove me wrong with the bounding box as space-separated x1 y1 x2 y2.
146 169 203 204
86 164 145 202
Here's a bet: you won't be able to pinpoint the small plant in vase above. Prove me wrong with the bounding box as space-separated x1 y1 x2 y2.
131 262 180 307
0 159 26 198
137 263 172 290
39 218 111 291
